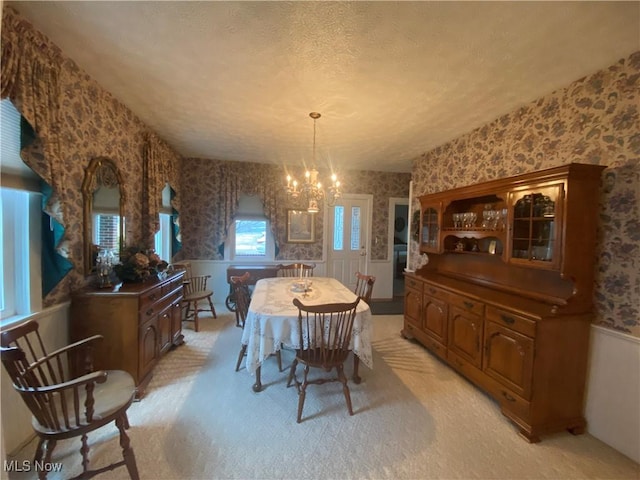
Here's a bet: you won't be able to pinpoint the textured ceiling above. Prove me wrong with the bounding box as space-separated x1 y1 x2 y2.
5 1 640 173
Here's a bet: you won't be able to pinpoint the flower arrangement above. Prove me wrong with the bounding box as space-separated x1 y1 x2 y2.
113 246 169 283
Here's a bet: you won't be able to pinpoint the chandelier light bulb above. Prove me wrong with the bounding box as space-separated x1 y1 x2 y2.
284 112 341 212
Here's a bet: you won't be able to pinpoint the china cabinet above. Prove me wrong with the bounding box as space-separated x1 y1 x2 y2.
403 163 605 442
70 271 185 399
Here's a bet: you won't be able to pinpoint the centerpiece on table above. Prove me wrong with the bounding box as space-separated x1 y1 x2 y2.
113 246 169 283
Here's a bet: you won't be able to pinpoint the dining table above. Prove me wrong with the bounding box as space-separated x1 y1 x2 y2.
240 276 374 392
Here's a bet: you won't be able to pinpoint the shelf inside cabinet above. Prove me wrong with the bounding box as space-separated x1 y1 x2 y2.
444 233 504 256
442 228 507 238
513 216 556 221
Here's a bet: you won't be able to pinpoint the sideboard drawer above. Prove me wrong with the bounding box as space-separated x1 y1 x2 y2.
449 294 485 316
423 284 450 302
405 276 423 293
486 306 536 338
140 285 163 311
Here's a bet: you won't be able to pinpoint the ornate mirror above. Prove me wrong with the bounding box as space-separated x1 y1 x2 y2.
82 158 125 275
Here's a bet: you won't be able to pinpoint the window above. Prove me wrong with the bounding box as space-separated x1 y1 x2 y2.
351 206 361 250
226 194 274 261
154 212 172 262
1 100 43 325
234 218 267 257
153 185 177 262
333 206 344 251
1 187 42 323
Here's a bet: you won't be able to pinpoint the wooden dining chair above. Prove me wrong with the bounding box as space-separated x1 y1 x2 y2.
277 263 315 278
287 297 361 423
233 272 282 372
172 261 217 332
0 320 139 480
354 272 376 304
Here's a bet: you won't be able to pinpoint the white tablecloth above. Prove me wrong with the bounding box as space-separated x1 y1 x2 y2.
241 277 373 375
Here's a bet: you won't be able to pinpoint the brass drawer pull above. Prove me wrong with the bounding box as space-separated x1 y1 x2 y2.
146 308 154 316
502 391 516 402
501 314 515 324
463 301 474 309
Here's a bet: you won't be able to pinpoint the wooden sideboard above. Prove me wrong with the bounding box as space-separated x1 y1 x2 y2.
403 163 606 442
224 265 280 310
70 271 185 399
225 265 280 284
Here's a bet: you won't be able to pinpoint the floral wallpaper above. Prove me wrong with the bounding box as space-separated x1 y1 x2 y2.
1 7 182 306
412 51 640 337
179 158 411 261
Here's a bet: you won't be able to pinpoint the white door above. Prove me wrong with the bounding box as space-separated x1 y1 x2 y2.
326 194 372 291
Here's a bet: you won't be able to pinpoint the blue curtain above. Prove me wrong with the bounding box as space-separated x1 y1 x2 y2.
170 187 182 256
20 116 72 296
40 182 73 295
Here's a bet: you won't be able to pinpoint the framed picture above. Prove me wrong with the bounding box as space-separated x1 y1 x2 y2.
287 209 315 243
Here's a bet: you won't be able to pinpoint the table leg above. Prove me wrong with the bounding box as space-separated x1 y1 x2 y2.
352 355 361 384
252 366 263 392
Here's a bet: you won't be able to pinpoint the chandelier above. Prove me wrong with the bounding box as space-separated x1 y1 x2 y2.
285 112 341 213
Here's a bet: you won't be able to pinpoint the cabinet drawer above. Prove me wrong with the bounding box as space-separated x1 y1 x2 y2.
405 276 423 293
447 350 484 386
423 284 450 302
482 372 531 423
140 290 180 322
422 334 447 362
139 286 163 311
448 294 485 316
162 277 184 297
486 306 536 338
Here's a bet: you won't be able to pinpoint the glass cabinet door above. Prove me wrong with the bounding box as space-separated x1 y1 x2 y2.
421 205 440 252
508 184 563 268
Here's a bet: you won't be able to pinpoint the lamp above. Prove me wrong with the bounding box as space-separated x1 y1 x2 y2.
286 112 341 213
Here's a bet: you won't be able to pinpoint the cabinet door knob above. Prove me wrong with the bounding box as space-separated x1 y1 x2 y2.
502 391 516 402
501 314 515 324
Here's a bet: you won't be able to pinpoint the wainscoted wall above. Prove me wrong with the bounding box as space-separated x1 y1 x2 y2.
1 303 71 454
1 8 181 456
585 326 640 463
410 51 640 462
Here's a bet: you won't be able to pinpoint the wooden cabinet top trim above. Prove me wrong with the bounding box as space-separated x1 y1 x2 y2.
419 163 605 203
73 271 185 298
405 272 552 320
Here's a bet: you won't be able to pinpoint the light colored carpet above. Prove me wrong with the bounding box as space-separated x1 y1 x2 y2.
6 310 639 480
